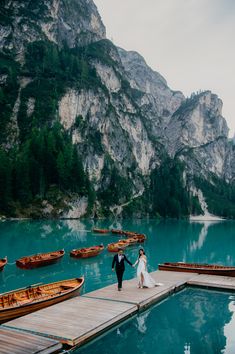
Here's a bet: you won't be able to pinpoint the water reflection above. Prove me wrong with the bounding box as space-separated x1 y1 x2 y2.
223 297 235 354
76 288 235 354
189 222 210 252
135 310 150 334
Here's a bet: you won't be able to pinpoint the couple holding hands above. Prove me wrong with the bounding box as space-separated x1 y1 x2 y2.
112 248 162 291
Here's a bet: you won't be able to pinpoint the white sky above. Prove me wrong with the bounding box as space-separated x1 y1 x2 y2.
94 0 235 137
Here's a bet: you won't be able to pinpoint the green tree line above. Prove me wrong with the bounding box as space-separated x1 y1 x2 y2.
0 124 89 215
195 176 235 218
150 158 191 218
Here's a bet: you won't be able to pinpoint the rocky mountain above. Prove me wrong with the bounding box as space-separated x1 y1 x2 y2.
1 0 105 59
1 0 235 219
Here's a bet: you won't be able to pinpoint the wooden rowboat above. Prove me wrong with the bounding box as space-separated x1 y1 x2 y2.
111 229 138 237
158 262 235 276
124 231 138 237
16 250 65 269
124 237 138 246
0 257 7 271
107 242 129 252
111 229 147 243
118 239 132 246
127 234 146 243
0 277 84 323
70 245 104 258
111 229 124 235
92 228 110 234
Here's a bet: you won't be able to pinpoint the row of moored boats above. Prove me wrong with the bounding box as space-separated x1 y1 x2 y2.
0 227 145 323
0 229 147 271
93 228 146 252
0 248 100 270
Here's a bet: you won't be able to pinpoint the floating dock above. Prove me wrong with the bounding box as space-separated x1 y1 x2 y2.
0 326 62 354
1 270 235 352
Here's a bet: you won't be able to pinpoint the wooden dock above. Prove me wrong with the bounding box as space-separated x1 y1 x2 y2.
188 273 235 291
2 297 137 347
2 270 235 351
83 270 194 309
0 327 62 354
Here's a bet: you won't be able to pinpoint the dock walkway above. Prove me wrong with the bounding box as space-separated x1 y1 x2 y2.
0 327 62 354
2 270 235 352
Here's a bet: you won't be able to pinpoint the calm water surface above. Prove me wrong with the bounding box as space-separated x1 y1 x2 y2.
0 219 235 294
1 219 235 353
75 288 235 354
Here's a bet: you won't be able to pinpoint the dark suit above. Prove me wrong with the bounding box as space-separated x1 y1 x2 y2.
112 254 132 289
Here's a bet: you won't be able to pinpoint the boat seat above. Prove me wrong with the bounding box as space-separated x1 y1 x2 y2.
60 285 75 290
7 294 18 305
36 287 43 294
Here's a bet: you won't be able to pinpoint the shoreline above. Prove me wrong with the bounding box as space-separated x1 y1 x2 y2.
0 215 229 222
190 214 225 222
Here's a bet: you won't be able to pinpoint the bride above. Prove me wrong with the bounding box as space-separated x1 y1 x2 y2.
133 248 162 288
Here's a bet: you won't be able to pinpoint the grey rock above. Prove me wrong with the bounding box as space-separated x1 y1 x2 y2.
0 0 106 59
165 91 232 179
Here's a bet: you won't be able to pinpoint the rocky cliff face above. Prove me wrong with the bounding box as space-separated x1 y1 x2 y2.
1 0 105 60
165 91 231 178
1 0 235 218
118 48 184 121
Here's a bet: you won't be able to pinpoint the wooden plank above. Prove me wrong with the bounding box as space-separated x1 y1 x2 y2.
3 297 137 346
187 274 235 290
0 327 62 354
84 270 198 308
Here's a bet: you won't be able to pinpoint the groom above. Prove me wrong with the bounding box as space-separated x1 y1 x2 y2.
112 248 133 291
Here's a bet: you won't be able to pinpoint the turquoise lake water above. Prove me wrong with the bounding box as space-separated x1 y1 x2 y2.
1 219 235 352
0 219 235 294
75 287 235 354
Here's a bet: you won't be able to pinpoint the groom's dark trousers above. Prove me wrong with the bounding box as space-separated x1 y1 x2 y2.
112 254 132 289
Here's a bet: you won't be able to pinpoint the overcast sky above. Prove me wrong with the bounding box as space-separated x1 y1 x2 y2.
94 0 235 137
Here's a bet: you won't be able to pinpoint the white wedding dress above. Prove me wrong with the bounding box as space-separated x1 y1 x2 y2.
136 256 162 288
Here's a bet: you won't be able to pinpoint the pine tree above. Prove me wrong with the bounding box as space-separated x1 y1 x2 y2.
15 148 32 206
56 151 67 190
0 149 12 213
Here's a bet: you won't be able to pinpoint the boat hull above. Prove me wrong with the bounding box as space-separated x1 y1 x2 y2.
16 250 65 269
0 258 7 271
70 250 102 259
125 238 138 246
93 229 110 234
111 229 124 235
107 243 129 252
0 277 84 323
158 263 235 277
111 229 147 243
70 246 104 259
